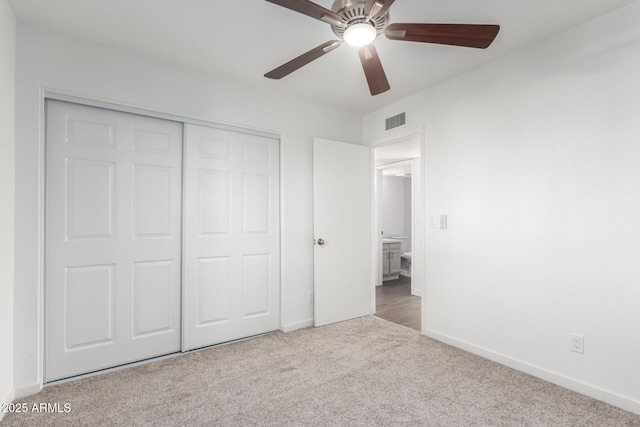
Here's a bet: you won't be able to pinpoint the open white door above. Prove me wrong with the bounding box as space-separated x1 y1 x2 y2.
313 138 371 326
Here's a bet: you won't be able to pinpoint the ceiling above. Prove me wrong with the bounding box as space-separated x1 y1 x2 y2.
380 163 412 177
8 0 636 114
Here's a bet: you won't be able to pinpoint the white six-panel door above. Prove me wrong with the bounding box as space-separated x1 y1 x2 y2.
182 124 280 351
46 100 183 381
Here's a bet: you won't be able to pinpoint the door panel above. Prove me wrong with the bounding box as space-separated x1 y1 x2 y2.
389 245 402 274
65 159 115 239
183 124 280 350
196 257 231 325
46 100 182 381
132 260 174 337
132 165 172 237
64 264 115 350
313 138 371 326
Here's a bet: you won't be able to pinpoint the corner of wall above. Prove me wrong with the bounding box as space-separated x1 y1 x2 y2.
12 382 43 401
0 0 17 416
0 388 16 422
281 319 314 333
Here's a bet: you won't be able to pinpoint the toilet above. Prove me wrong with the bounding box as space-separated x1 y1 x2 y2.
401 252 412 277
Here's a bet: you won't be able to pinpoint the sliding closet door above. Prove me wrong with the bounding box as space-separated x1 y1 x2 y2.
183 124 280 350
46 100 183 381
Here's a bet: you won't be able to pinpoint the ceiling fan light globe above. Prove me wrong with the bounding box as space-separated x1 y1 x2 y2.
344 23 377 47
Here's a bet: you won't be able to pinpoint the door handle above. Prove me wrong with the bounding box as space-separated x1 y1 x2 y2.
316 238 325 246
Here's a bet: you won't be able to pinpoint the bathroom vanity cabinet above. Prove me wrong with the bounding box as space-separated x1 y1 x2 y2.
383 241 402 279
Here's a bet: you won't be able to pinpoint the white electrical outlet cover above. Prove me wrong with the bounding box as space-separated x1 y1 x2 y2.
569 333 584 354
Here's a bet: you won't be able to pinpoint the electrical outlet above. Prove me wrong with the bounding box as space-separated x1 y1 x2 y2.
570 333 584 354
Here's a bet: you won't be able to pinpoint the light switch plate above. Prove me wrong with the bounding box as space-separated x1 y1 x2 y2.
440 214 447 230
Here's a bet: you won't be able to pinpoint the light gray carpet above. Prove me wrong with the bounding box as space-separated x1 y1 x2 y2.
3 316 640 426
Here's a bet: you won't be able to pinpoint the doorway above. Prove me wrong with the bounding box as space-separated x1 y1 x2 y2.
372 135 423 331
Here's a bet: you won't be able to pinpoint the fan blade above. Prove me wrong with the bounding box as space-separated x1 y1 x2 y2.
358 44 390 96
264 40 341 79
265 0 344 26
385 23 500 49
364 0 395 18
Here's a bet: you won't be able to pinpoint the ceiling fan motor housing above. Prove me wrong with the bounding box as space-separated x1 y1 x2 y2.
330 0 389 40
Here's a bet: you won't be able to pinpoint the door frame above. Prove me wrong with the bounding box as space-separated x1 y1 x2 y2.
39 90 283 385
370 127 426 332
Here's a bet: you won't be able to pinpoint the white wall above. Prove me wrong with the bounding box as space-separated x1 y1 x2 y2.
364 1 640 414
382 176 405 238
13 24 362 396
0 0 16 417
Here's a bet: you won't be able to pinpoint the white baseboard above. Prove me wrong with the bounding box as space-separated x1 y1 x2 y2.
422 328 640 416
281 318 313 333
13 382 42 401
1 388 16 423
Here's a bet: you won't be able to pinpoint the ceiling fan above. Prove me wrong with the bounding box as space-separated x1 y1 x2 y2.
264 0 500 96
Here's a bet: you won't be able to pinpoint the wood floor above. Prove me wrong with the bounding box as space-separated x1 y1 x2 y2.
375 276 421 331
